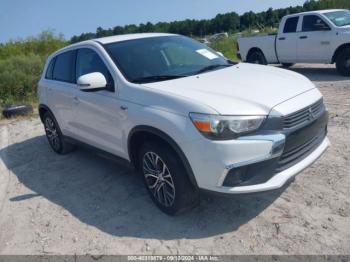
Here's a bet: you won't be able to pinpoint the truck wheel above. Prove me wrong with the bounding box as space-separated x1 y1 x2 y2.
282 63 295 68
247 50 267 65
43 111 75 154
336 48 350 76
139 141 199 215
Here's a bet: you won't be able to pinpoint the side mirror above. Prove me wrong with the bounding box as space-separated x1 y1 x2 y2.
77 72 107 91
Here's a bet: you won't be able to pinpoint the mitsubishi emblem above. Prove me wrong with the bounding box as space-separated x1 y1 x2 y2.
308 107 315 120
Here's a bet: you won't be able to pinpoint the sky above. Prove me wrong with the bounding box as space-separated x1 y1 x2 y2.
0 0 306 43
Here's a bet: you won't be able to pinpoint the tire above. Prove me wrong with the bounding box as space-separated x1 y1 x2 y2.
2 104 33 119
281 63 295 68
247 50 267 65
43 111 75 154
139 141 199 215
336 48 350 76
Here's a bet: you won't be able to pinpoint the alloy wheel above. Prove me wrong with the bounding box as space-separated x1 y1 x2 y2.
44 117 61 151
142 152 175 207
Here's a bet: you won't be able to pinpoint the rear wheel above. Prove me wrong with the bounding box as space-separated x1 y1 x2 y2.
139 141 199 215
336 48 350 76
43 112 75 154
247 50 267 65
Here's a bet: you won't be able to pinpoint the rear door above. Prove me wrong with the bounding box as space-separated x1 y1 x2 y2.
296 14 333 63
276 16 300 63
47 50 79 137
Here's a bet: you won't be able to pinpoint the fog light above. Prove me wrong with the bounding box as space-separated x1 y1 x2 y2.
223 166 248 187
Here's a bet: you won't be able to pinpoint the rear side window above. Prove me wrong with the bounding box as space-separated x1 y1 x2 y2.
302 15 329 31
45 58 55 79
283 17 299 33
53 50 76 83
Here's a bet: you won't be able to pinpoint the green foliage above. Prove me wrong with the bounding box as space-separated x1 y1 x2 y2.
0 31 67 105
209 35 238 61
0 54 43 104
0 30 67 60
70 0 349 43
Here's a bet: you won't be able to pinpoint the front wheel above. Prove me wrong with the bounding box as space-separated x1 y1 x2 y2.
247 50 267 65
139 142 199 215
336 48 350 76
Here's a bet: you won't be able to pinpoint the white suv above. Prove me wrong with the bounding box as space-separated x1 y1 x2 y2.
38 33 330 215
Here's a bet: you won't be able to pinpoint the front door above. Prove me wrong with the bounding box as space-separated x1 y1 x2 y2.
296 15 333 63
73 48 125 158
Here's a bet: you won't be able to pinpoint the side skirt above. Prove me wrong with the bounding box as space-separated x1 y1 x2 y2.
63 136 134 170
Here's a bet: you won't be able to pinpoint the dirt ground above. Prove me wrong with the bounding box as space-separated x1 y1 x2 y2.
0 64 349 255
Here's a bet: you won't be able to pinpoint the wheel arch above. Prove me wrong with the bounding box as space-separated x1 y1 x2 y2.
332 43 350 63
127 125 199 189
247 47 265 58
38 104 54 123
246 47 267 64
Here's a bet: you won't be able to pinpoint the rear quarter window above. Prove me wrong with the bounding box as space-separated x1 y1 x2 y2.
45 58 56 80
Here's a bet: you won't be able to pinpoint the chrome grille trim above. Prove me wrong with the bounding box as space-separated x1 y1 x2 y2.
283 99 324 129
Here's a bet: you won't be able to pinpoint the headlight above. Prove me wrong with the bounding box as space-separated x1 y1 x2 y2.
189 113 266 140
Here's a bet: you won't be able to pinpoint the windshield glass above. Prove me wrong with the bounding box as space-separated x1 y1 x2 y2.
104 35 233 83
324 10 350 27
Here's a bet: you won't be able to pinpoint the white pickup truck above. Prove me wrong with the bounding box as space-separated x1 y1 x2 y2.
237 9 350 76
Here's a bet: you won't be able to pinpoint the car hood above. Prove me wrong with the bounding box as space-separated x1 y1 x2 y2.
143 63 316 115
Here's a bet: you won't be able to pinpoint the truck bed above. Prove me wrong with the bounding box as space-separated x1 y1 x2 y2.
238 34 279 64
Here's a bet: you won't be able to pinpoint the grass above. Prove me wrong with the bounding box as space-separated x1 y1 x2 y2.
208 34 239 61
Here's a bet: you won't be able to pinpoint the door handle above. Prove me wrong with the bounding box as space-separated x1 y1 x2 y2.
120 105 128 111
278 37 286 40
299 36 308 39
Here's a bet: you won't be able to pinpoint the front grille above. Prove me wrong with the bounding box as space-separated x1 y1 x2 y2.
276 128 326 172
283 99 324 129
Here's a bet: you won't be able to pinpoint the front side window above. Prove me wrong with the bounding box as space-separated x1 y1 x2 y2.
76 48 114 90
324 10 350 27
302 15 330 31
283 17 299 33
104 36 232 84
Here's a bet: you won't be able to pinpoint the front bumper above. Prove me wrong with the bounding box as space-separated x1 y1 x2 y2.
181 99 329 194
212 136 329 194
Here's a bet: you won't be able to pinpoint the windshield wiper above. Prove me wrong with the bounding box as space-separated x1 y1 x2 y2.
195 64 232 75
132 75 186 84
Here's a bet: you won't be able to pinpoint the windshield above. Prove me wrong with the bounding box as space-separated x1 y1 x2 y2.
324 10 350 27
104 35 233 83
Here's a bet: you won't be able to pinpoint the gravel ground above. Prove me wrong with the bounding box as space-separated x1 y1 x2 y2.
0 64 349 255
